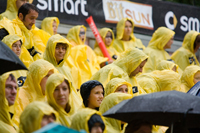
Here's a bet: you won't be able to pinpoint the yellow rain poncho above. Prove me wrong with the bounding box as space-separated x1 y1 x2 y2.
18 101 59 133
66 25 108 68
171 31 200 71
12 59 57 128
113 18 145 53
41 17 60 35
0 0 33 20
137 70 181 93
105 78 133 97
94 28 119 60
46 73 76 126
91 48 148 95
99 93 132 133
156 60 178 72
180 65 200 92
0 72 17 133
71 108 106 133
143 27 175 73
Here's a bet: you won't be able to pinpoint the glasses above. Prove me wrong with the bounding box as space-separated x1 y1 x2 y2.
79 31 85 36
105 36 112 39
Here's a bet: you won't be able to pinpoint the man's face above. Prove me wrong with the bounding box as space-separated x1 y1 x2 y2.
5 76 18 106
19 9 38 30
16 0 28 10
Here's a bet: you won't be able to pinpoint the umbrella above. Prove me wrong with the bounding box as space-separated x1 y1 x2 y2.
103 91 200 128
187 81 200 97
33 123 86 133
0 41 28 75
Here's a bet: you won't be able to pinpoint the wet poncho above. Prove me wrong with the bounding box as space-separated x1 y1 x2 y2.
171 31 200 71
18 101 59 133
113 18 145 53
143 27 175 73
156 60 178 72
0 0 33 20
180 65 200 92
0 72 18 133
105 78 133 97
71 108 106 133
137 70 181 93
91 48 148 95
99 93 132 133
43 34 82 106
94 28 119 60
41 17 60 36
46 73 76 127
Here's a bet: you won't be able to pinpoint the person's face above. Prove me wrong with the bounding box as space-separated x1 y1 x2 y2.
55 43 67 64
12 40 22 57
105 31 112 46
53 81 70 109
134 125 152 133
115 84 128 93
40 70 54 95
194 35 200 53
130 59 147 77
88 85 104 109
164 37 174 49
40 113 56 128
193 71 200 85
90 123 103 133
19 9 38 30
16 0 28 10
52 20 57 35
123 21 133 37
5 76 18 106
79 27 85 42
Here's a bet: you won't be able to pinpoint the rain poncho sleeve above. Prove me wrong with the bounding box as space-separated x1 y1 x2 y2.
91 48 148 96
41 17 60 36
12 59 57 128
70 108 106 133
171 31 200 71
112 18 145 53
105 78 133 97
0 0 33 20
0 72 18 133
46 73 77 127
43 34 82 106
18 101 59 133
143 27 175 73
180 65 200 92
99 93 132 133
94 28 119 60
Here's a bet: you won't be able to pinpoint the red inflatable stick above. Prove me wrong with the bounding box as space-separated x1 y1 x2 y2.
86 16 112 61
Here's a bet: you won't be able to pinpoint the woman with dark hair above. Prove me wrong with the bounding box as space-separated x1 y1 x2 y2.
80 80 104 110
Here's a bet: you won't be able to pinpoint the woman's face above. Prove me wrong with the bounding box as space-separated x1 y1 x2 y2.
40 69 54 95
123 21 133 37
12 40 22 57
53 80 70 109
54 43 67 64
115 84 128 93
130 59 147 77
193 71 200 85
163 37 174 49
87 85 104 109
194 35 200 53
52 20 57 35
105 31 112 46
79 27 85 42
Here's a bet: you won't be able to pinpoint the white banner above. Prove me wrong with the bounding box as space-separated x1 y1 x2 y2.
103 0 154 30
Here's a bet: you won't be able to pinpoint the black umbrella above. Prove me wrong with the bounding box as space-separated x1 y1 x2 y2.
103 91 200 128
187 81 200 97
0 41 28 75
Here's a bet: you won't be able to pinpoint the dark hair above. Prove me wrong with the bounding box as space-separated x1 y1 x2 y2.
125 120 152 133
64 79 71 113
8 73 16 82
18 3 39 20
88 114 105 132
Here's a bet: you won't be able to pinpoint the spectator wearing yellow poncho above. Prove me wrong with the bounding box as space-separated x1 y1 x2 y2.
0 73 18 133
94 28 119 60
99 93 132 133
46 73 78 126
91 48 148 96
113 18 145 53
71 108 106 133
171 31 200 71
104 78 133 97
143 27 175 73
180 65 200 93
41 17 59 36
0 0 33 20
18 101 59 133
137 70 181 94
